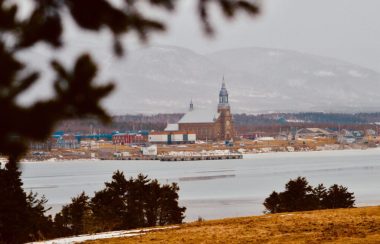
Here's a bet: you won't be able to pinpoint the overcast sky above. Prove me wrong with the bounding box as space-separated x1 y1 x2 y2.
131 0 380 72
18 0 380 71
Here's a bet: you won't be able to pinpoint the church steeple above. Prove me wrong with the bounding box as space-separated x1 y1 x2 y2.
218 77 229 109
217 77 233 141
189 99 194 111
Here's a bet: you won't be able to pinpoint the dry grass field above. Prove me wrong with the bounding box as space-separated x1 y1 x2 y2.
87 206 380 244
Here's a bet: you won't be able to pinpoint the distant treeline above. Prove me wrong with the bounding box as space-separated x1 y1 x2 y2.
57 114 183 134
235 113 380 135
234 112 380 125
56 112 380 134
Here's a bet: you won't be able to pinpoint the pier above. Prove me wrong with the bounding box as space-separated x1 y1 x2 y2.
158 153 243 161
99 153 243 161
100 156 159 161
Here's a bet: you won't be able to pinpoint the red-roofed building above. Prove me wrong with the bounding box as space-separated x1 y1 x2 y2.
112 133 147 145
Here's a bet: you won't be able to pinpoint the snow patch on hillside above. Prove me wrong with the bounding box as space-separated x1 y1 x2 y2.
28 226 179 244
314 70 335 77
348 70 366 78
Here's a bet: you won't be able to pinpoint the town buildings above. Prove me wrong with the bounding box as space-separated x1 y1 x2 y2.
30 133 80 150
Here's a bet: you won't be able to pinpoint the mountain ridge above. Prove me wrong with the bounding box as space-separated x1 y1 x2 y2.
19 45 380 115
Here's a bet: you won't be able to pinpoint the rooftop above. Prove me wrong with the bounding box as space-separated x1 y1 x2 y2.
149 131 195 135
297 128 333 135
178 109 220 124
165 124 179 131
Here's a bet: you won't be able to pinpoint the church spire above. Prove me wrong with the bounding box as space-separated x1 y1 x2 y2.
189 99 194 111
217 77 233 141
218 77 229 107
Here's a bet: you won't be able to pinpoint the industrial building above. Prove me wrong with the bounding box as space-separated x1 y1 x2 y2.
148 131 196 144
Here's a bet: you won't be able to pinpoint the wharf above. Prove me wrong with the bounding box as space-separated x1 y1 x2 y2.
158 153 243 161
100 156 159 161
100 154 243 161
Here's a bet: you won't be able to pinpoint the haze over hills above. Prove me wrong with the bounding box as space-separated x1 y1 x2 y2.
20 45 380 114
207 47 380 114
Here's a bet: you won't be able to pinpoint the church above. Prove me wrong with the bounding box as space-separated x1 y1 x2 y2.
165 80 234 141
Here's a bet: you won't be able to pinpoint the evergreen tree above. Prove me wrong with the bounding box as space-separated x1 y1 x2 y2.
91 189 124 231
158 183 186 225
125 174 150 228
279 177 316 212
312 184 328 209
91 171 128 231
263 177 356 214
321 184 355 209
0 162 52 243
55 192 91 235
89 172 186 231
263 191 281 214
0 163 30 243
25 192 55 241
52 210 72 238
145 180 162 226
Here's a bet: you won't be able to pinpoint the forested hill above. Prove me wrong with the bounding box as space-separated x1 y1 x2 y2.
26 45 380 114
56 113 380 134
234 112 380 125
57 114 183 133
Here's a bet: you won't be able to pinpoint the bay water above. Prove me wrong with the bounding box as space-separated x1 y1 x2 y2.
21 149 380 221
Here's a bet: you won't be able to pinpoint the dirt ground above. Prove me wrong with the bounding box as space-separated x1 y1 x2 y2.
86 206 380 244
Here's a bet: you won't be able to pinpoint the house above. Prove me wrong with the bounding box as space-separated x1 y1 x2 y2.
338 129 356 144
296 128 335 139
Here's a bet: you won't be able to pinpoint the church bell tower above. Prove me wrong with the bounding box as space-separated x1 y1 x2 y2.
217 78 234 141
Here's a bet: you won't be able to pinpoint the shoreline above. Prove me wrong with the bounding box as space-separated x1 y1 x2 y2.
18 144 380 164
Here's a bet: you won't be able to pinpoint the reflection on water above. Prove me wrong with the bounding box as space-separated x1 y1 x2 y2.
179 174 235 181
24 185 59 190
21 149 380 220
195 169 236 174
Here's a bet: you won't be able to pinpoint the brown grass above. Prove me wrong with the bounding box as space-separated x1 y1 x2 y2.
86 206 380 244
